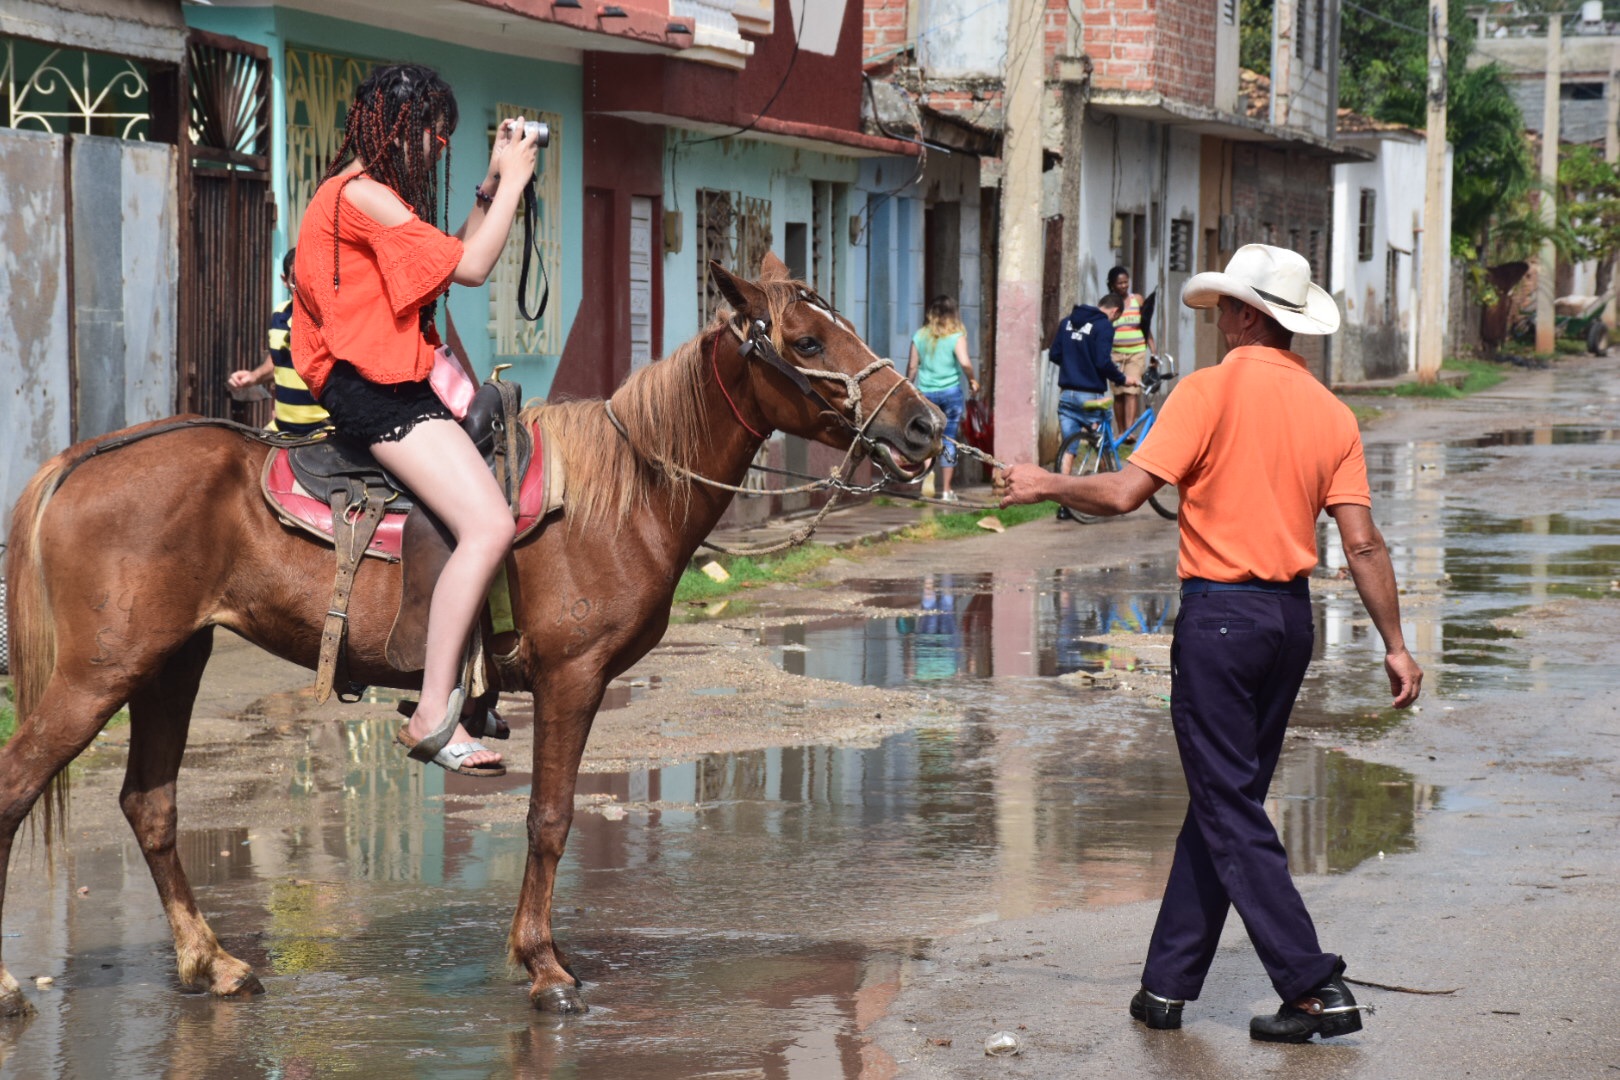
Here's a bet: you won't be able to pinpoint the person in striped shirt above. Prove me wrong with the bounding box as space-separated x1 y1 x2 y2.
228 248 330 436
1107 265 1156 440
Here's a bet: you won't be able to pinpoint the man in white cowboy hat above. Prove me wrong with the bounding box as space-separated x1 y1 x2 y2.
998 243 1422 1042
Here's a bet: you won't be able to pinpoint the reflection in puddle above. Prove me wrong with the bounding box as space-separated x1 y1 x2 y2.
601 674 662 711
1449 425 1617 448
764 568 1178 687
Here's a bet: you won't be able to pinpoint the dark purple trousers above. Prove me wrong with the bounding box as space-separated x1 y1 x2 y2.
1140 584 1339 1003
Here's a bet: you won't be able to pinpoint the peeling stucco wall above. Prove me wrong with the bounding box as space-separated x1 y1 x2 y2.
0 130 71 541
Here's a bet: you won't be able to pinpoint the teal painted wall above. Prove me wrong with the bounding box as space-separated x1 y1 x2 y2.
183 6 581 394
662 135 864 351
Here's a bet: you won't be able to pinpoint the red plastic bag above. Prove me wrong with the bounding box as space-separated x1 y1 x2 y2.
961 397 994 454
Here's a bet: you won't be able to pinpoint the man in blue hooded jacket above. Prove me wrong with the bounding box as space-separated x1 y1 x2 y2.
1049 294 1138 519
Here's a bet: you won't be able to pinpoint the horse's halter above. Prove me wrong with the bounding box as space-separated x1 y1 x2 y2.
600 287 918 557
725 288 900 458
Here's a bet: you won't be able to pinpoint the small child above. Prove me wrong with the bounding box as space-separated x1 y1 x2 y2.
227 248 329 436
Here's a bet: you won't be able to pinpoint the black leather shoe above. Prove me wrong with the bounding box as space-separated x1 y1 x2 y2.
1130 988 1184 1030
1250 960 1371 1043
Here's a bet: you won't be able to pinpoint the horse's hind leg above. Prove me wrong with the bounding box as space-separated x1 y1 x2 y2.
0 681 132 1016
119 628 262 999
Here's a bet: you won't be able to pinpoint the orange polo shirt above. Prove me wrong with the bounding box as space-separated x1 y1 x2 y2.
291 176 463 399
1128 345 1370 582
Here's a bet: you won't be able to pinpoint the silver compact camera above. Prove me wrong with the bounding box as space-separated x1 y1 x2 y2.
521 119 549 147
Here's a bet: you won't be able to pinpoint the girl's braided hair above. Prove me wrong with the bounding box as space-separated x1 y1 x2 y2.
324 63 458 331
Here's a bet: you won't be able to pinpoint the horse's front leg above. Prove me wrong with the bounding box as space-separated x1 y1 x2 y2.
509 663 607 1013
121 630 263 999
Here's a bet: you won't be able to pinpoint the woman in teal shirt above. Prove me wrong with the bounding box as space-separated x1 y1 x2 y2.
906 295 979 501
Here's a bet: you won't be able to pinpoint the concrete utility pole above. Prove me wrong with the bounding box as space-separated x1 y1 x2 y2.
993 0 1047 466
1418 0 1448 383
1057 22 1087 315
1605 42 1618 330
1536 12 1562 356
1273 0 1295 126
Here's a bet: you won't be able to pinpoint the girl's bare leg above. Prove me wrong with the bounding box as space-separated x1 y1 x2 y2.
370 419 516 767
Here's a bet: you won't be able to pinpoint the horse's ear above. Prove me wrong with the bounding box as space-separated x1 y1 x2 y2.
710 260 768 321
759 251 791 282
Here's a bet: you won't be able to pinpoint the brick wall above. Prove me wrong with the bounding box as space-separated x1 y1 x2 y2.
863 0 909 60
1081 0 1215 105
1229 142 1334 375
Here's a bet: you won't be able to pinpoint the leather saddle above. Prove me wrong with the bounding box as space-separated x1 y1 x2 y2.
261 381 561 561
258 379 565 701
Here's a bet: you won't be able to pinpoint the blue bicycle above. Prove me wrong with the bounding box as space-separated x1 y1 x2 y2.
1053 354 1179 523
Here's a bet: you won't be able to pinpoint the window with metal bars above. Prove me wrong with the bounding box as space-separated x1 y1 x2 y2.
1314 0 1326 70
1385 247 1399 323
1358 189 1376 262
697 188 773 324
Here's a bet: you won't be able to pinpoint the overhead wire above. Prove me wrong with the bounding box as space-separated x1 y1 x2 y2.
683 0 809 147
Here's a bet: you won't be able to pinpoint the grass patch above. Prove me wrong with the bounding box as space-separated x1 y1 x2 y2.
1349 404 1384 427
1390 357 1508 399
674 544 841 605
0 681 127 747
898 500 1060 541
1555 337 1588 355
673 499 1058 604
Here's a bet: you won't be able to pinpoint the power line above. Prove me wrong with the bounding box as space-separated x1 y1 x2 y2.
683 0 809 148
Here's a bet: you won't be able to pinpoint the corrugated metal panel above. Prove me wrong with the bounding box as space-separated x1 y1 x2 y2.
71 134 129 438
121 139 178 424
67 134 180 440
0 128 71 540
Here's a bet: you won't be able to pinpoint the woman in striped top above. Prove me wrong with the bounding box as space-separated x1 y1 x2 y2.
1108 266 1156 440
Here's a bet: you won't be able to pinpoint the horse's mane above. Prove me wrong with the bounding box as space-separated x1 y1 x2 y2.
520 278 803 528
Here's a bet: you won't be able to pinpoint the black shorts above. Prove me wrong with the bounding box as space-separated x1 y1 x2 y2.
320 361 452 446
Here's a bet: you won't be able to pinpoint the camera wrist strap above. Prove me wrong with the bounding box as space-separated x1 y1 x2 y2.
517 179 549 324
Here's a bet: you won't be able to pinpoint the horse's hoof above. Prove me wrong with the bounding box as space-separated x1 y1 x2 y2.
0 973 33 1018
215 972 265 999
531 984 587 1014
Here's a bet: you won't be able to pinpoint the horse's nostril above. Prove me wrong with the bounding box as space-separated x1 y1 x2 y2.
905 411 941 449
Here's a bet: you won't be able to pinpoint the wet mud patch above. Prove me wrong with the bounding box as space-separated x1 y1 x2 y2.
575 630 955 774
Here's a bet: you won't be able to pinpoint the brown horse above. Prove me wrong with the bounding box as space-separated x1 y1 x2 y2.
0 255 941 1015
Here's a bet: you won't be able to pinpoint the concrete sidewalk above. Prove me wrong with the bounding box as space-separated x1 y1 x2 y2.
699 483 1005 556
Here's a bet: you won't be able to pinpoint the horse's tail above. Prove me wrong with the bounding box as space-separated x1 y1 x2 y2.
5 454 72 848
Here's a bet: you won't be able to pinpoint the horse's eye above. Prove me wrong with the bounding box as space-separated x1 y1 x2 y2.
794 337 822 355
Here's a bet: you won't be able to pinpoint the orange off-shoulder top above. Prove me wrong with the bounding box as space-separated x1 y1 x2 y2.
291 175 464 399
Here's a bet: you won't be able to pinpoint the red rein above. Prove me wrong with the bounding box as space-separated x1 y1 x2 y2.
712 331 767 440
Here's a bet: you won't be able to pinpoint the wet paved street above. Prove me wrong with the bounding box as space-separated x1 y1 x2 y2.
3 359 1619 1077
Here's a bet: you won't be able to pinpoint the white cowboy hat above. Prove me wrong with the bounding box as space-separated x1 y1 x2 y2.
1181 243 1340 335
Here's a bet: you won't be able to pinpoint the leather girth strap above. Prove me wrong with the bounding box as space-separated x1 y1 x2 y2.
315 485 385 704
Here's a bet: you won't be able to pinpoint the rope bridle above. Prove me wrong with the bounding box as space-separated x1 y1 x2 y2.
603 289 915 555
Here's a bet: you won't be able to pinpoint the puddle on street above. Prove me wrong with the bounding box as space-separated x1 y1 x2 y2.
2 421 1611 1078
0 706 1432 1079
